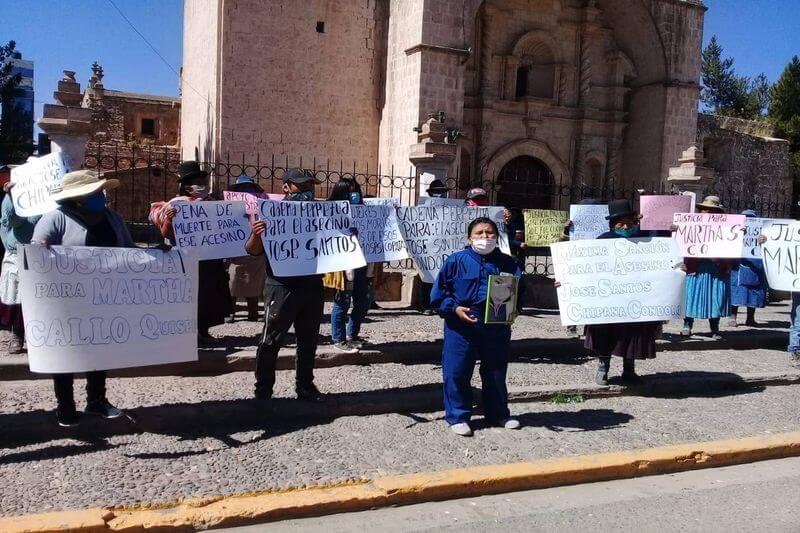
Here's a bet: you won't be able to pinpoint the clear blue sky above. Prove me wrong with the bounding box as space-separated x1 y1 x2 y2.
2 0 799 135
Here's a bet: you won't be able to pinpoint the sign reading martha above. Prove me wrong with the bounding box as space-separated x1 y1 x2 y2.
568 204 609 240
258 199 366 276
223 190 268 215
523 209 569 246
396 205 509 283
672 213 746 258
350 203 409 263
639 195 693 230
10 152 73 217
761 220 800 291
172 200 249 260
550 237 685 326
20 245 199 373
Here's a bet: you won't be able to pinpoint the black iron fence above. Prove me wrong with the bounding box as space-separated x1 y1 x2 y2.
84 144 797 275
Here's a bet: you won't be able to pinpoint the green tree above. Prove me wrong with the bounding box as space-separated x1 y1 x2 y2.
0 39 33 164
701 35 770 119
770 56 800 169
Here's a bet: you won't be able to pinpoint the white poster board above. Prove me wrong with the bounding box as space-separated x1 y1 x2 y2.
396 205 509 283
172 200 249 260
20 245 199 373
550 237 685 326
350 203 409 263
257 199 366 276
568 204 609 240
10 152 74 217
417 196 464 207
672 213 746 258
761 220 800 291
363 197 400 207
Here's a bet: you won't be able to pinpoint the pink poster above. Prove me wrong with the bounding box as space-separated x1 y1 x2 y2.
639 195 693 230
672 212 747 258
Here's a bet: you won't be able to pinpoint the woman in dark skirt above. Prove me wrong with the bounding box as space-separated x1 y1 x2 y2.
584 199 676 385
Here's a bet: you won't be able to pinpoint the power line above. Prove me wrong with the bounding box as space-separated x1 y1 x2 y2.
105 0 215 111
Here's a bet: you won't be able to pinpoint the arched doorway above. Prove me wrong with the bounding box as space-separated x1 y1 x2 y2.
496 156 554 209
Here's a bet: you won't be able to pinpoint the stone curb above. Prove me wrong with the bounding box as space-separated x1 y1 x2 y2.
4 431 800 532
0 329 788 381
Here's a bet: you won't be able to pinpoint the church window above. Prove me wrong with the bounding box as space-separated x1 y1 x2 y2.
140 118 157 137
316 21 325 33
515 67 529 99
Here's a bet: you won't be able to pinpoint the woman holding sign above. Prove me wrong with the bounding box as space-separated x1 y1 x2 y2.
431 217 522 437
729 209 767 327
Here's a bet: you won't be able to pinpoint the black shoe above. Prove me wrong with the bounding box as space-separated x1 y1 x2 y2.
296 384 323 401
620 371 643 384
421 309 435 316
7 335 24 355
224 315 235 324
57 408 81 427
85 399 123 419
254 388 272 401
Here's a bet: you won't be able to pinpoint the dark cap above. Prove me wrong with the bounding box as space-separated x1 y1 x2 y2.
466 187 488 200
282 168 315 184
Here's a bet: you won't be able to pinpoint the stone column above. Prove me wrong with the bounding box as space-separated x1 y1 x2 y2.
667 145 715 194
37 71 92 168
410 114 457 199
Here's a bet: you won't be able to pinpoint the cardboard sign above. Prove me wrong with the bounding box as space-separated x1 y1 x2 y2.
418 196 464 207
223 190 267 215
523 209 569 246
550 237 685 326
639 195 693 230
672 213 746 258
20 245 199 373
363 197 400 207
761 220 800 291
350 203 409 263
396 205 509 283
172 200 249 260
568 204 609 240
258 199 366 276
10 152 73 217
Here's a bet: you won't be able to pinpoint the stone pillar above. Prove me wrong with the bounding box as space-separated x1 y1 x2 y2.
37 71 91 167
410 114 457 199
667 145 715 194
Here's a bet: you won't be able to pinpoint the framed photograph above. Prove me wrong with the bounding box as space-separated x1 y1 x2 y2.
484 275 519 324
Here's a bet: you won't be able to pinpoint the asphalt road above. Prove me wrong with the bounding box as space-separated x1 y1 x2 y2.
222 457 800 532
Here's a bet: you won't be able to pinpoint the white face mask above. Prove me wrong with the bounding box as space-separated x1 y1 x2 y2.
472 238 497 255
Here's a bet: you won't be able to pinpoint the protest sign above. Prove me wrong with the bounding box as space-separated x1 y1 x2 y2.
258 200 366 276
223 190 267 215
523 209 569 246
743 217 765 259
568 204 609 240
350 204 409 263
364 197 400 207
20 245 199 373
10 152 74 217
550 237 685 326
172 200 249 260
639 195 694 230
760 220 800 291
418 196 464 207
396 205 509 283
672 213 746 258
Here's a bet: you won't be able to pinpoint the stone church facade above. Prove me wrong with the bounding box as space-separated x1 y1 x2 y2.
181 0 706 206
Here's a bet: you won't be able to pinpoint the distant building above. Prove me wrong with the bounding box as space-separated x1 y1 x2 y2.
1 50 35 161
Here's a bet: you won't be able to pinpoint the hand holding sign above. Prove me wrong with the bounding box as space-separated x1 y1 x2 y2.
10 152 73 217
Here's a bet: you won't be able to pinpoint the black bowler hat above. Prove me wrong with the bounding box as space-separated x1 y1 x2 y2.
282 168 316 184
427 179 450 194
605 199 636 221
177 161 208 183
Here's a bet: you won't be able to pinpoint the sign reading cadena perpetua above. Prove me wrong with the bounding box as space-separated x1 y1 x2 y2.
20 245 199 373
550 237 685 326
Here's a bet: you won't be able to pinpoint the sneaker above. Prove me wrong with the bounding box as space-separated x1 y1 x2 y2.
296 384 323 401
790 351 800 368
450 422 473 436
85 399 123 419
496 418 521 430
566 326 580 339
595 359 610 386
421 309 435 316
710 331 723 341
726 317 738 328
332 341 358 354
6 336 24 355
680 327 692 337
57 408 81 427
347 337 365 349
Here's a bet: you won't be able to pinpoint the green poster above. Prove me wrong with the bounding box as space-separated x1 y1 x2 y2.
523 209 569 246
484 275 520 325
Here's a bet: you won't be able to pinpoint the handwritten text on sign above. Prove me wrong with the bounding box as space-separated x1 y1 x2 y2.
10 152 73 217
639 195 693 230
258 200 366 276
550 237 685 326
172 200 249 260
20 245 199 373
396 206 508 283
568 204 609 240
761 220 800 291
672 213 746 258
524 209 569 246
223 190 267 215
350 204 409 263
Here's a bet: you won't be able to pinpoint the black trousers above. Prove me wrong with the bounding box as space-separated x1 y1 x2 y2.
255 284 324 396
53 371 107 410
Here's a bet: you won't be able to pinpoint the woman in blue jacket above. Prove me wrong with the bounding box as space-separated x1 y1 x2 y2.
431 217 523 437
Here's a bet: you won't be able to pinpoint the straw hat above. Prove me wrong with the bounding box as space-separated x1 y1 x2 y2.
696 195 724 210
50 170 119 202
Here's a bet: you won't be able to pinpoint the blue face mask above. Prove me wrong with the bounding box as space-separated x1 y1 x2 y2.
81 193 107 212
614 225 638 238
348 192 362 205
289 190 314 202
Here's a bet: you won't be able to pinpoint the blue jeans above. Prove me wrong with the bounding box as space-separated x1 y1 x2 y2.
789 293 800 352
331 271 370 342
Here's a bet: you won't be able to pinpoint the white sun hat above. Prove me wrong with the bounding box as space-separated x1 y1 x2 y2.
49 170 119 202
